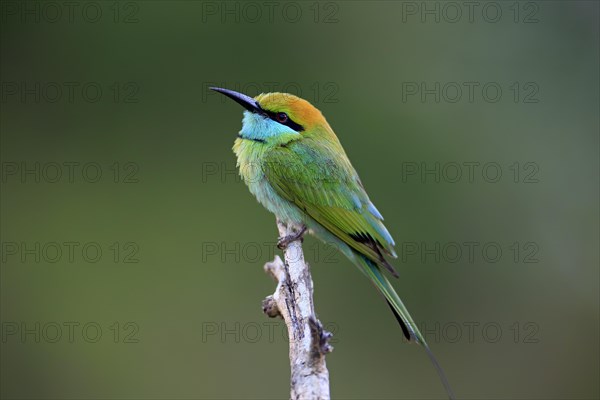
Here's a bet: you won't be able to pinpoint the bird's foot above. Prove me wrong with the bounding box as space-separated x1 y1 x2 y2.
277 225 307 250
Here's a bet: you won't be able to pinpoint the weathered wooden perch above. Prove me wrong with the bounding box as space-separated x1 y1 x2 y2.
262 219 332 400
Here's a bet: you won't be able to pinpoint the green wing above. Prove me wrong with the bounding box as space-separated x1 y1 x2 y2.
263 137 398 276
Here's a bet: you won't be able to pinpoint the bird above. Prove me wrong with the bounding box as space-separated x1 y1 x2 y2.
211 87 455 399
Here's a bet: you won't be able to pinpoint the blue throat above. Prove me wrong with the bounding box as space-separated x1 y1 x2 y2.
239 111 299 142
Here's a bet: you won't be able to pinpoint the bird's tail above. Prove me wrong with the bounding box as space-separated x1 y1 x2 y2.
356 255 456 400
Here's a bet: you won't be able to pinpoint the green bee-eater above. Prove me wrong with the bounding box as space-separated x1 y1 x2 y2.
211 87 455 399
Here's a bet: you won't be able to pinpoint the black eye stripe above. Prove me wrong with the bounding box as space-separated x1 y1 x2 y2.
260 108 304 132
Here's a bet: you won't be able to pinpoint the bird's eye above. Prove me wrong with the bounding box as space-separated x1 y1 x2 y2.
276 112 288 123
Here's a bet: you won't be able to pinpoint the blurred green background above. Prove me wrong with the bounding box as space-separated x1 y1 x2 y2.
1 1 598 399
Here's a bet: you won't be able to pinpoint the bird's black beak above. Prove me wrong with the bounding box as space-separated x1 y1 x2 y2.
210 87 262 113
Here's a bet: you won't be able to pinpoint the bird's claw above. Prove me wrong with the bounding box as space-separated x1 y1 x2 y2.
277 225 307 250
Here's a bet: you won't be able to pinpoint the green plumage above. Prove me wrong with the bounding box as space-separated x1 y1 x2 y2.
262 135 400 276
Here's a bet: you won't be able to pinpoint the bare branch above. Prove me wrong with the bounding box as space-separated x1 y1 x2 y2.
262 219 332 400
